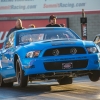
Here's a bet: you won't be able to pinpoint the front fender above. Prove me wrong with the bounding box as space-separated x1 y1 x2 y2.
14 46 28 70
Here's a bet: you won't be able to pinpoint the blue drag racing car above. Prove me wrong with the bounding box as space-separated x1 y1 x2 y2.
0 27 100 87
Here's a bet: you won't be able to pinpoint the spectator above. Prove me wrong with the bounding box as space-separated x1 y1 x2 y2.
29 24 35 28
7 19 24 37
46 15 61 27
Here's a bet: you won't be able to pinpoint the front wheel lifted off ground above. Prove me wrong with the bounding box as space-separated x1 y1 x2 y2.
89 70 100 82
16 59 28 87
57 76 73 85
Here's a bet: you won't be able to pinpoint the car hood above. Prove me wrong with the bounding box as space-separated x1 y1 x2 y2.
20 39 95 51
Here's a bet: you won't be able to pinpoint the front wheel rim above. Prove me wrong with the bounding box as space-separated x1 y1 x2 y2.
17 71 21 84
16 61 21 85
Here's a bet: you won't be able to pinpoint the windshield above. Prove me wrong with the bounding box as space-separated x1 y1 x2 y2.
18 28 80 45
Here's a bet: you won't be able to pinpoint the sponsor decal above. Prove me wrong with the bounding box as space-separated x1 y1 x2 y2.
43 2 86 8
44 56 87 62
62 62 73 69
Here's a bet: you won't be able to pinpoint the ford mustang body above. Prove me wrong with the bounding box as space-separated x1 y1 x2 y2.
0 27 100 87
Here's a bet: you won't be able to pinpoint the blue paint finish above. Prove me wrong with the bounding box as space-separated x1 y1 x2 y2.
0 27 100 79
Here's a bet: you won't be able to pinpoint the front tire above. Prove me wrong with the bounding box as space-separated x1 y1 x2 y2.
0 75 13 87
0 75 5 87
89 70 100 82
16 59 28 87
57 77 72 85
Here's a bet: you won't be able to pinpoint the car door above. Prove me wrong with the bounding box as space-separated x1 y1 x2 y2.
1 33 16 78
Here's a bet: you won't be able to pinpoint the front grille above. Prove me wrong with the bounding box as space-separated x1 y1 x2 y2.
43 47 86 56
44 60 88 70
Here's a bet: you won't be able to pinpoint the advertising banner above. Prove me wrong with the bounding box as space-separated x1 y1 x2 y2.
81 24 87 40
0 0 100 14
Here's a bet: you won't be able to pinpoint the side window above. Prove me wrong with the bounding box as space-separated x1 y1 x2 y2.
4 38 10 49
4 33 14 49
9 32 14 47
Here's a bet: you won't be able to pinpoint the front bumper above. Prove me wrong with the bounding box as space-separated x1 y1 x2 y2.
20 53 100 76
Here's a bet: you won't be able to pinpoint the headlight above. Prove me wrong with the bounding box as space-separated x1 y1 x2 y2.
26 51 40 58
86 47 98 53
